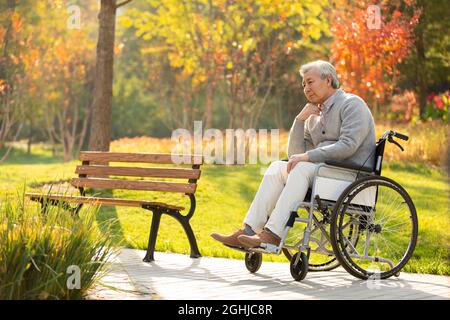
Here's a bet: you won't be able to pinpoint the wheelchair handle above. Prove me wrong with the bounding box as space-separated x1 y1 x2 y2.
382 130 409 142
381 130 408 152
391 131 409 141
389 137 404 152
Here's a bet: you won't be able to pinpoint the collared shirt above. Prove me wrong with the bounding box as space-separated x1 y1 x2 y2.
320 89 342 114
318 89 342 131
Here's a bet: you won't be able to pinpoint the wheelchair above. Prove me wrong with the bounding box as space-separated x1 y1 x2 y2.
226 130 418 281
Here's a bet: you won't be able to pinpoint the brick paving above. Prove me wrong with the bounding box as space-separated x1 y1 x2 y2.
88 248 450 300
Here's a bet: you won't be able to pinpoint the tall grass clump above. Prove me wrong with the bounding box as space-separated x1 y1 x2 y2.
0 189 117 299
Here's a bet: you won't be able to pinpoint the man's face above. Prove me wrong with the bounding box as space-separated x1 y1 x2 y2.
302 68 331 104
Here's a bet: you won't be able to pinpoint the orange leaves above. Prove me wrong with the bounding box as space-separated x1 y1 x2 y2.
393 10 402 18
115 43 125 56
0 28 5 46
10 12 23 34
284 40 293 54
331 0 420 106
0 80 9 96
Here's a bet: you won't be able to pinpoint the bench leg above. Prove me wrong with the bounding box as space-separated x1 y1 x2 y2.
143 210 162 263
174 215 201 259
39 200 49 215
72 203 83 217
36 199 82 217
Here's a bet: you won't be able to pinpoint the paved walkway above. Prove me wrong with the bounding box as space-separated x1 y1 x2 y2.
89 248 450 300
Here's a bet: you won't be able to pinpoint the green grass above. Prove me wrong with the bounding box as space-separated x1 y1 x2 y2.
1 143 449 275
0 187 116 299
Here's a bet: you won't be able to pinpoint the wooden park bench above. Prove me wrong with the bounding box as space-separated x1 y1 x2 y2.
25 151 203 262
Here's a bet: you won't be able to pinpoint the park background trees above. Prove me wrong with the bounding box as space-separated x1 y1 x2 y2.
0 0 448 161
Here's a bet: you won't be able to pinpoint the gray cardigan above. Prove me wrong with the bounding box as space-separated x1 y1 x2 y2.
287 89 376 168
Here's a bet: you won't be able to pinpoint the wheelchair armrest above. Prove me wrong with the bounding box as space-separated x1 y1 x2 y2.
282 158 373 173
324 160 374 173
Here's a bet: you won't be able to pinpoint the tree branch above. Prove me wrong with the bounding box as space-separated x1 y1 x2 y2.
116 0 132 9
0 123 23 163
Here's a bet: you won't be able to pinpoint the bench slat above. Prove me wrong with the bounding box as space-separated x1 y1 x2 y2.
75 165 201 179
79 151 203 165
26 193 184 211
71 177 197 193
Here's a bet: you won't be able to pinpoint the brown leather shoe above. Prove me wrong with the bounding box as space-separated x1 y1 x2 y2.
210 229 246 247
237 228 281 248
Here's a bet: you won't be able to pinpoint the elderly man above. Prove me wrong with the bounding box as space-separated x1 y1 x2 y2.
211 60 376 248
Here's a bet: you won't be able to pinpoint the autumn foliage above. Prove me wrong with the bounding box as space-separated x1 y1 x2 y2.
0 0 447 163
331 0 420 109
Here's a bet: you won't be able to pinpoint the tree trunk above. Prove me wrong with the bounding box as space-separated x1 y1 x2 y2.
416 28 427 119
27 119 32 155
63 138 73 162
88 0 117 151
203 82 214 128
416 0 428 119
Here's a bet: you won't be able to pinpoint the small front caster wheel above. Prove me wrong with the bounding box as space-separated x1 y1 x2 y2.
245 252 262 273
290 252 309 281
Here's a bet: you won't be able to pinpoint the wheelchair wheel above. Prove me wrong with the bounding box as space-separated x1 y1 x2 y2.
282 212 359 272
330 175 418 280
245 252 262 273
283 248 338 271
290 252 308 281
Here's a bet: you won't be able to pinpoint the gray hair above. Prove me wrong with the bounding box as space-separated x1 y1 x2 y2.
299 60 340 89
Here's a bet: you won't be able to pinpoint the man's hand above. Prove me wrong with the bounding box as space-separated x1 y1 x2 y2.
296 103 321 121
287 153 310 174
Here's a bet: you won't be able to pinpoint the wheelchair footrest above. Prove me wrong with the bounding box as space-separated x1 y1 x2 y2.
223 243 280 255
223 244 249 253
260 243 279 254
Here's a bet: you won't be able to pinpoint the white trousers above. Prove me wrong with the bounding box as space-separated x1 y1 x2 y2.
243 160 356 237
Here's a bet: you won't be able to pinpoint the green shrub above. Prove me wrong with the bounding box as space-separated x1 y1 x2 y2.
0 189 117 300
